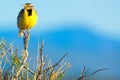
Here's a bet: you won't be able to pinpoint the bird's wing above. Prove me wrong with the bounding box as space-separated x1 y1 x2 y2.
17 9 24 28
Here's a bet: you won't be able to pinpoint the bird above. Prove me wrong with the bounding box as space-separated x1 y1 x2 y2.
17 3 38 37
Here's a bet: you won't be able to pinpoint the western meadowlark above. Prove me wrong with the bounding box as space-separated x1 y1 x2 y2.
17 3 38 37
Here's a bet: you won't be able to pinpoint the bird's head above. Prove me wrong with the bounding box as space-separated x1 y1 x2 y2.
24 3 34 10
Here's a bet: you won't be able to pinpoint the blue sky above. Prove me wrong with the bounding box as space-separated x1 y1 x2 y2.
0 0 120 39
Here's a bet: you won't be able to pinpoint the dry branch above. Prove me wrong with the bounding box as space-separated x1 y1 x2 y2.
0 34 69 80
16 30 30 78
78 67 108 80
44 53 68 73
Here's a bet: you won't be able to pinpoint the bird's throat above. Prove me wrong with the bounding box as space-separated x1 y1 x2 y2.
27 9 32 16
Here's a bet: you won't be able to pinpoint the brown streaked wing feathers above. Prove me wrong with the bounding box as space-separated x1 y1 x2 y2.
17 9 24 28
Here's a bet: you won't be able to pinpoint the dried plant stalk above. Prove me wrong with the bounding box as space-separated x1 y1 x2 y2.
16 30 30 78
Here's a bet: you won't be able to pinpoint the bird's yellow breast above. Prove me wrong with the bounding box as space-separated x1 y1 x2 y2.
18 9 38 30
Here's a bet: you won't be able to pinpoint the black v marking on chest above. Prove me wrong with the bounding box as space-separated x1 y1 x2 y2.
27 9 32 16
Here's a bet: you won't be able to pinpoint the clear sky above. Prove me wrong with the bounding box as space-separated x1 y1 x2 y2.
0 0 120 39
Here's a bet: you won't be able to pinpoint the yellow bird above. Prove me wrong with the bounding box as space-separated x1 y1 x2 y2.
17 3 38 37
